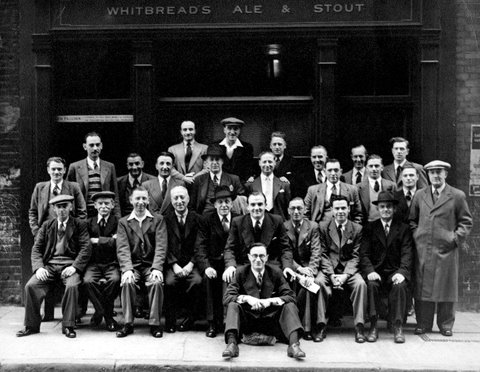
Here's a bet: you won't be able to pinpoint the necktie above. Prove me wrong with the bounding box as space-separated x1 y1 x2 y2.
274 156 280 168
433 189 440 203
99 218 106 229
179 216 185 228
406 191 412 206
53 184 60 196
374 180 380 192
132 177 140 188
396 166 403 181
337 224 343 243
161 177 167 199
355 172 362 184
185 141 192 170
384 223 390 236
264 177 273 210
257 272 263 288
294 223 300 247
222 216 229 233
317 172 323 184
330 184 337 204
94 161 98 170
58 223 65 238
254 220 261 238
213 175 219 187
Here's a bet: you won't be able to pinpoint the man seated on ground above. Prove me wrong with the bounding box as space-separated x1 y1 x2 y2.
17 195 91 339
84 191 120 332
222 243 306 359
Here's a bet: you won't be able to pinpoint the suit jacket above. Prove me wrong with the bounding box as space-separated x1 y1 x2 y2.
393 189 416 223
294 168 323 199
28 180 87 237
319 219 362 277
142 176 185 216
253 154 296 181
342 168 365 185
67 158 121 217
195 211 239 273
87 214 119 265
164 210 200 268
360 219 413 282
168 141 208 175
116 214 168 273
31 218 91 273
246 175 291 221
304 182 363 224
190 172 244 214
224 264 295 305
224 212 293 269
214 139 254 182
382 161 428 189
357 178 397 224
117 172 156 216
284 219 321 276
409 184 472 302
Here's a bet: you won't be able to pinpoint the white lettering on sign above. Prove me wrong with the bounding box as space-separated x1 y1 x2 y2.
232 5 263 14
56 115 134 123
107 6 212 16
313 3 365 13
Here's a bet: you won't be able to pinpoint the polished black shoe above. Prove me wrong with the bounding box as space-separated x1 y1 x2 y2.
355 324 366 343
394 326 405 343
206 324 217 338
165 320 176 333
287 342 306 359
303 332 313 341
105 318 118 332
16 327 39 337
178 317 193 332
367 326 378 342
313 324 326 342
150 326 163 338
112 310 118 317
222 343 239 358
414 327 427 335
62 327 77 338
90 313 103 327
75 316 82 325
134 307 144 318
116 323 134 338
440 328 453 337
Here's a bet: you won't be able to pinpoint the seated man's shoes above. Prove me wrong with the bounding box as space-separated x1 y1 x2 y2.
440 328 453 337
150 326 163 338
355 324 366 343
165 319 176 333
206 324 217 338
287 342 306 359
303 332 313 341
116 323 134 338
16 327 39 337
105 318 118 332
394 325 405 343
178 317 193 332
222 343 239 358
313 324 327 342
134 307 144 318
414 327 427 335
90 312 103 327
367 325 378 343
62 327 76 338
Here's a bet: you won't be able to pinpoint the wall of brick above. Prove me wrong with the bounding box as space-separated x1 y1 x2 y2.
0 0 22 304
456 0 480 311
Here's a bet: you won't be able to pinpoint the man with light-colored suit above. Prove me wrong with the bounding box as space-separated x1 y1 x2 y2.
142 152 185 216
305 159 362 224
342 145 367 185
168 120 208 184
67 132 120 218
357 155 396 225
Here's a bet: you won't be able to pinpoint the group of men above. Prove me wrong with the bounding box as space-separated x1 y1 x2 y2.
18 117 472 361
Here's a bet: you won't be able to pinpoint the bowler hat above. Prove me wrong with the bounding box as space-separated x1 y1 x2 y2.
202 144 226 160
49 194 74 205
220 117 244 127
372 191 399 205
91 191 116 201
210 185 237 203
424 160 451 171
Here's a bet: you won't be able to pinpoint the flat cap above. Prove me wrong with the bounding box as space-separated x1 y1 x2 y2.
49 194 74 205
424 160 451 171
220 117 244 127
91 191 116 201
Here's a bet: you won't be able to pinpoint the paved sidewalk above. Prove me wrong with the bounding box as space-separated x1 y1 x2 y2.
1 306 480 371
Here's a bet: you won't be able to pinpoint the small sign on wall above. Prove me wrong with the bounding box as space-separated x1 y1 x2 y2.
470 124 480 196
56 115 134 123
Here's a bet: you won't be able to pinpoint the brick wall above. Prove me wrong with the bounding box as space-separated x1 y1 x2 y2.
0 0 22 304
456 0 480 311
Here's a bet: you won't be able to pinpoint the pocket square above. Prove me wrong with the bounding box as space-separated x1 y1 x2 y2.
279 189 285 193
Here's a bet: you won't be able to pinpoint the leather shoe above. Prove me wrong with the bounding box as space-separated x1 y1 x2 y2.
414 327 427 335
367 326 378 343
134 307 144 318
150 326 163 338
90 313 103 327
206 325 217 338
62 327 76 338
394 326 405 343
105 318 118 332
287 342 306 359
303 332 313 341
116 324 134 338
165 321 176 333
222 343 239 358
178 317 193 332
16 327 39 337
355 324 366 343
313 325 326 342
440 329 453 337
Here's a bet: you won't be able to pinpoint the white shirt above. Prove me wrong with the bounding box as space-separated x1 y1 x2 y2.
251 216 265 229
175 210 188 224
394 159 407 172
368 177 382 191
210 171 222 183
50 180 63 193
58 217 69 230
184 140 196 153
87 157 100 170
432 183 446 196
314 169 326 183
353 168 365 182
261 173 274 211
127 209 154 227
381 219 392 231
326 180 339 201
252 268 265 283
128 172 143 188
97 214 110 224
220 137 244 150
158 175 171 192
218 212 231 229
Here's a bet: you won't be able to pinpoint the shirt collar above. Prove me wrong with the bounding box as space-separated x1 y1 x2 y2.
128 172 142 186
262 173 273 181
58 217 69 227
292 219 303 228
87 157 100 170
432 183 446 195
97 214 110 223
394 160 407 169
314 169 326 179
355 167 365 175
326 180 338 189
251 216 265 227
210 171 222 181
220 137 243 149
51 180 63 190
158 175 171 183
335 220 346 229
403 187 416 196
175 210 188 220
381 219 392 229
218 212 231 223
184 139 196 147
368 177 382 187
127 209 154 222
251 268 265 280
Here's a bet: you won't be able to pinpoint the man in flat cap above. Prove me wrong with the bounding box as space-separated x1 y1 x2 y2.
17 195 91 338
360 191 413 343
214 117 254 183
409 160 472 336
84 191 120 331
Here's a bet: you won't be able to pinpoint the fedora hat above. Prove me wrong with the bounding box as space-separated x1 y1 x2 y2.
372 191 399 205
202 144 226 160
210 185 237 203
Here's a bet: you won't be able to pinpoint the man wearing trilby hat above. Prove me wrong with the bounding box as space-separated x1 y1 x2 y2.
409 160 472 337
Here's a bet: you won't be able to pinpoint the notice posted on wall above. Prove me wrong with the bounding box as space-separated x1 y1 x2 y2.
470 125 480 196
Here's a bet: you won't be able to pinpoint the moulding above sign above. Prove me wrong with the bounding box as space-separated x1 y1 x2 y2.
53 0 416 28
56 115 134 123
